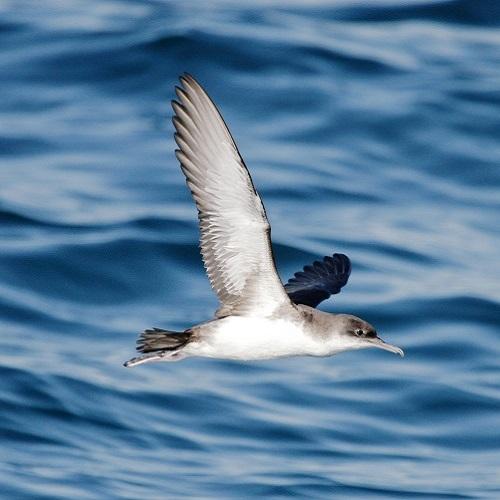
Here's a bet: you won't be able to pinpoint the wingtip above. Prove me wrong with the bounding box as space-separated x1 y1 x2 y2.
179 72 195 88
328 253 352 276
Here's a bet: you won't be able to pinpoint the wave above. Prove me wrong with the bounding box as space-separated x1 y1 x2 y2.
1 0 499 497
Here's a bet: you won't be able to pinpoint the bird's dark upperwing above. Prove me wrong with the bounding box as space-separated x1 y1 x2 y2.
284 253 351 308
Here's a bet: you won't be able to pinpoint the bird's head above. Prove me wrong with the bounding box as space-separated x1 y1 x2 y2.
330 314 404 357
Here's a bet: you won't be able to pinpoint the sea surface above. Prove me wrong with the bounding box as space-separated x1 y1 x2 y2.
1 1 499 498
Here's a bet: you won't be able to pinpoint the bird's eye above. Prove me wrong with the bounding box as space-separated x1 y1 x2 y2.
355 329 364 337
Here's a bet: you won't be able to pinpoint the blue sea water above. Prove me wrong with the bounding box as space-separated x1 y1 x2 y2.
1 0 500 498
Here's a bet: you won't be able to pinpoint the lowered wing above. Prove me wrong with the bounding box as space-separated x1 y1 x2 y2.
284 253 351 308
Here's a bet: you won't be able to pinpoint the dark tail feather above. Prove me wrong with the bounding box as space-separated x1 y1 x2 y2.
136 327 191 353
123 328 192 368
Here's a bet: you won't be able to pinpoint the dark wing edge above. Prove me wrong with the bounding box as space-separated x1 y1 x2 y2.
284 253 352 308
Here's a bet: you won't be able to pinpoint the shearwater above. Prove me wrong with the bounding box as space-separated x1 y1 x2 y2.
124 74 403 368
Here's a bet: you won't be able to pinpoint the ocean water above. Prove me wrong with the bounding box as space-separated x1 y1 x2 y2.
1 0 499 498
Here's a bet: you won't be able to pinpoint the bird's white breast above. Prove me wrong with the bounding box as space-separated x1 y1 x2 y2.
187 316 329 360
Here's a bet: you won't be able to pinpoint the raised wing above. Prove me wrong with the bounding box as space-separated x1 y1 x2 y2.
172 74 291 318
284 253 351 308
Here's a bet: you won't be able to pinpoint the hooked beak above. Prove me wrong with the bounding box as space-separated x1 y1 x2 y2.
368 337 404 357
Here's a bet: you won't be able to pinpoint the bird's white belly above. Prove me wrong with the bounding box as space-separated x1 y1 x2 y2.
187 316 325 360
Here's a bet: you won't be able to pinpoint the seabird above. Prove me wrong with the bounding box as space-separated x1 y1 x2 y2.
124 74 403 368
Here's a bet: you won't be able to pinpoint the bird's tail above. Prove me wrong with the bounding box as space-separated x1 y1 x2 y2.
123 328 192 368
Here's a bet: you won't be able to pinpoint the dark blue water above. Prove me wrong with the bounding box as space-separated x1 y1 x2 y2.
1 1 499 498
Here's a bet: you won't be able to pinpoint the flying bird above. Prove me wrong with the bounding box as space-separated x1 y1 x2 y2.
124 74 403 367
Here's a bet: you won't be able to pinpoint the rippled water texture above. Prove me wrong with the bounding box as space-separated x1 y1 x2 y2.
1 1 499 498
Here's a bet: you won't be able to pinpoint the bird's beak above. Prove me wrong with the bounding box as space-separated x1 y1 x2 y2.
368 337 404 357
